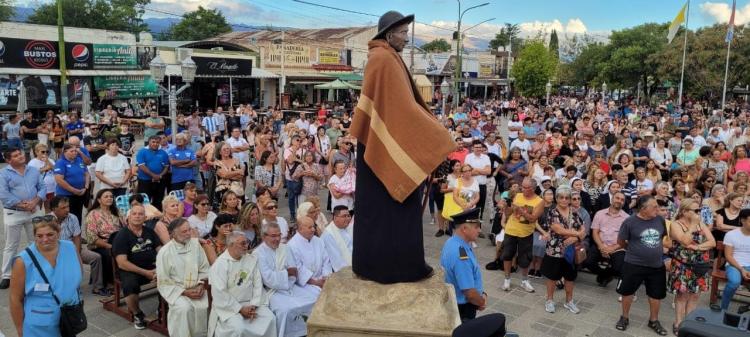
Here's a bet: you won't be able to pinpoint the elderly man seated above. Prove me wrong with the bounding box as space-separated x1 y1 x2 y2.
208 230 276 337
112 204 163 330
288 216 333 296
156 218 210 336
253 222 317 337
320 205 353 272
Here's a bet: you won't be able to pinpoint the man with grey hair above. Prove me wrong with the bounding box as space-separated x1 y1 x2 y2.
156 218 210 336
253 222 317 337
167 132 197 192
288 216 333 297
208 230 276 337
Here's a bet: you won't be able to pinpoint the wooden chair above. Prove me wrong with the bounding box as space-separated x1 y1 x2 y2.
709 241 750 305
100 250 159 322
148 279 213 336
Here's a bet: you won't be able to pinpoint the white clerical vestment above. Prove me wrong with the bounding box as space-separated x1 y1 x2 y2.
253 242 317 337
288 233 333 296
207 251 277 337
320 223 353 272
156 238 210 337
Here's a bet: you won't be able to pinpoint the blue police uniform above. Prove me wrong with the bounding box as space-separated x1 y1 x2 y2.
441 234 483 321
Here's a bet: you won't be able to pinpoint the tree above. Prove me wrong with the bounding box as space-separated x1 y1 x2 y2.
421 38 451 53
489 23 522 54
601 23 668 97
549 29 560 61
0 0 14 22
165 6 232 41
512 41 557 97
27 0 149 33
561 42 609 88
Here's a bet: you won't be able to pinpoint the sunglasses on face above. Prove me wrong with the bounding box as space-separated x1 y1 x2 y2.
690 208 701 214
266 205 277 210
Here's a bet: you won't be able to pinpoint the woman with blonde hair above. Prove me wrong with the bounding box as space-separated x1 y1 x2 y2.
27 143 56 212
154 194 183 244
219 190 242 218
668 199 715 334
238 202 263 249
301 195 328 231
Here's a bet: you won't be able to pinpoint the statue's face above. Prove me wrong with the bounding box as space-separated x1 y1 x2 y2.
387 23 410 52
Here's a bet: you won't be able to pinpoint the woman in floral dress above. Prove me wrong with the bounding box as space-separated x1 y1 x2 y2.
668 200 716 334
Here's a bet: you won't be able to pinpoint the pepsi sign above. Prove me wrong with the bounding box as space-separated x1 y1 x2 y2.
67 43 93 69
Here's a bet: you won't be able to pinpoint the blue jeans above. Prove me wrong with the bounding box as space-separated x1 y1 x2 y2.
721 264 750 310
6 138 22 150
286 179 302 220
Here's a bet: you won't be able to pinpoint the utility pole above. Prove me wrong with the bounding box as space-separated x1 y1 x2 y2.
57 0 69 112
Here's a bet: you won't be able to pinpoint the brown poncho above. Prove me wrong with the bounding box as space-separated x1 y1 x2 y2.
350 40 455 203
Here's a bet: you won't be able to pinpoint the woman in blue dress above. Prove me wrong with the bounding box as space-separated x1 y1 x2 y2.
9 216 83 337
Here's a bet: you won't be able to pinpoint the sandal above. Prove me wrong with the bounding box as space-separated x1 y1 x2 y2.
672 323 678 336
92 288 113 296
615 316 629 331
647 320 668 336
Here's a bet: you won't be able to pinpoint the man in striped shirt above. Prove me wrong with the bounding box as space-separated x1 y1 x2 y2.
201 109 219 142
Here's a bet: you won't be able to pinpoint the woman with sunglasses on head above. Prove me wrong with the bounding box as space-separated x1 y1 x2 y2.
187 194 216 239
10 217 83 337
201 213 236 265
668 200 715 335
238 202 263 250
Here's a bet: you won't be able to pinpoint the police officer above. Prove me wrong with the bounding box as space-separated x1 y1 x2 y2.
441 208 486 321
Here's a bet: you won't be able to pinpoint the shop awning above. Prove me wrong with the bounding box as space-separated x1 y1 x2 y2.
314 79 361 90
3 68 61 76
251 68 279 79
326 73 363 82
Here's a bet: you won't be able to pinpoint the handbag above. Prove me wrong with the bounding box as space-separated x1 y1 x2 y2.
441 180 463 220
563 242 587 265
25 247 87 337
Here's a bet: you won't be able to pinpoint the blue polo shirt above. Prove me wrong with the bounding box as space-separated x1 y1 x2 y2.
53 156 86 196
135 147 170 181
66 121 84 134
440 235 483 305
168 146 196 184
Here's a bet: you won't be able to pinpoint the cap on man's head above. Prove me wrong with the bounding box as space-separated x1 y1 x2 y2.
452 208 480 226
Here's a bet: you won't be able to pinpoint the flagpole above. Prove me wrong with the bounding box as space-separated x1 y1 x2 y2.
721 38 731 110
677 0 689 107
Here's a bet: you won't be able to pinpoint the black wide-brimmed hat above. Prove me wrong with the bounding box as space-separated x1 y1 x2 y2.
373 10 414 40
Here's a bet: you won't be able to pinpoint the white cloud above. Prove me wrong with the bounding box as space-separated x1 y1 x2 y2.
146 0 281 22
700 1 750 25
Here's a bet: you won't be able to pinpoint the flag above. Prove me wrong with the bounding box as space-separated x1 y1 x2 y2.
726 0 737 43
667 2 688 43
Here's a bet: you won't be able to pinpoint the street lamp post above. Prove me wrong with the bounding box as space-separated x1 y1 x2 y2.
440 79 449 115
602 82 607 99
545 81 551 106
149 54 196 144
454 1 489 108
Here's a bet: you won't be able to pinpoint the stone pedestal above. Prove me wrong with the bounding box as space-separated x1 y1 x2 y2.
307 267 461 337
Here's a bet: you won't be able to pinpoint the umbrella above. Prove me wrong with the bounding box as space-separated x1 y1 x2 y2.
82 83 91 116
16 81 27 113
314 79 360 90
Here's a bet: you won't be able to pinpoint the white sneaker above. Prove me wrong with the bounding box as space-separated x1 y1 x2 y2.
545 300 555 313
520 279 535 293
564 300 580 314
502 279 511 291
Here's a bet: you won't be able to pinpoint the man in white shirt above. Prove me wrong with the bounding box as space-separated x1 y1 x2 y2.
721 212 750 310
215 107 227 137
208 231 277 337
684 127 707 149
294 114 310 133
321 205 353 272
156 218 211 337
287 216 333 297
464 140 491 221
509 130 531 162
226 127 251 179
252 222 317 337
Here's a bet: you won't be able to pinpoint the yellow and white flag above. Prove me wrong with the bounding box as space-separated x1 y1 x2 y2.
667 2 688 43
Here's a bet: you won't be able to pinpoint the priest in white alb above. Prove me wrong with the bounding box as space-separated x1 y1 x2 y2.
207 230 276 337
288 216 333 296
156 218 211 337
320 205 354 272
253 222 317 337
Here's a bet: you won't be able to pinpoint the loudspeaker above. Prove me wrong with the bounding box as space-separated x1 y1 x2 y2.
678 307 750 337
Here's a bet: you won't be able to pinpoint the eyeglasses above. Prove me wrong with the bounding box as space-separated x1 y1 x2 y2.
690 208 701 214
32 215 56 224
266 205 277 210
558 196 571 200
571 198 581 201
198 203 209 206
39 151 48 154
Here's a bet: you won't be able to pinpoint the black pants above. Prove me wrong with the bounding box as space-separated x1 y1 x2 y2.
93 247 115 287
458 303 478 321
67 194 86 227
584 247 626 280
138 180 165 211
111 188 128 199
478 184 487 220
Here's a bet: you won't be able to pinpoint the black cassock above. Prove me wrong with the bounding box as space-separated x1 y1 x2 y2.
351 144 433 284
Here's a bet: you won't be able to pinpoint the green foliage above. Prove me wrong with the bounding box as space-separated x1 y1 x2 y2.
549 29 559 60
27 0 149 33
562 42 608 88
165 6 232 41
421 38 451 53
512 41 557 97
0 0 14 22
602 23 668 91
489 23 522 55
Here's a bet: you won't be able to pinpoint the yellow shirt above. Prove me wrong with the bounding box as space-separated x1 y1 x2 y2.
505 193 543 238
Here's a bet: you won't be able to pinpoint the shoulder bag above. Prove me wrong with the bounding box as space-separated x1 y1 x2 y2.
25 247 87 337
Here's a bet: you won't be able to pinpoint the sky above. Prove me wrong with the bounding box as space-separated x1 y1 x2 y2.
17 0 750 46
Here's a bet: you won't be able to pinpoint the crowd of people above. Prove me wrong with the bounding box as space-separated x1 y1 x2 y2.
435 95 750 335
1 105 356 336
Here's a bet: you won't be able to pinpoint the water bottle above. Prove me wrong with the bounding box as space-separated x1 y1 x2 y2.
700 205 713 226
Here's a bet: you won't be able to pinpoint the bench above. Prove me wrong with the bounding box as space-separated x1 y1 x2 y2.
709 241 750 305
100 250 162 325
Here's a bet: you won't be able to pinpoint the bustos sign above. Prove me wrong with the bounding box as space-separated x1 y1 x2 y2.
0 37 138 70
